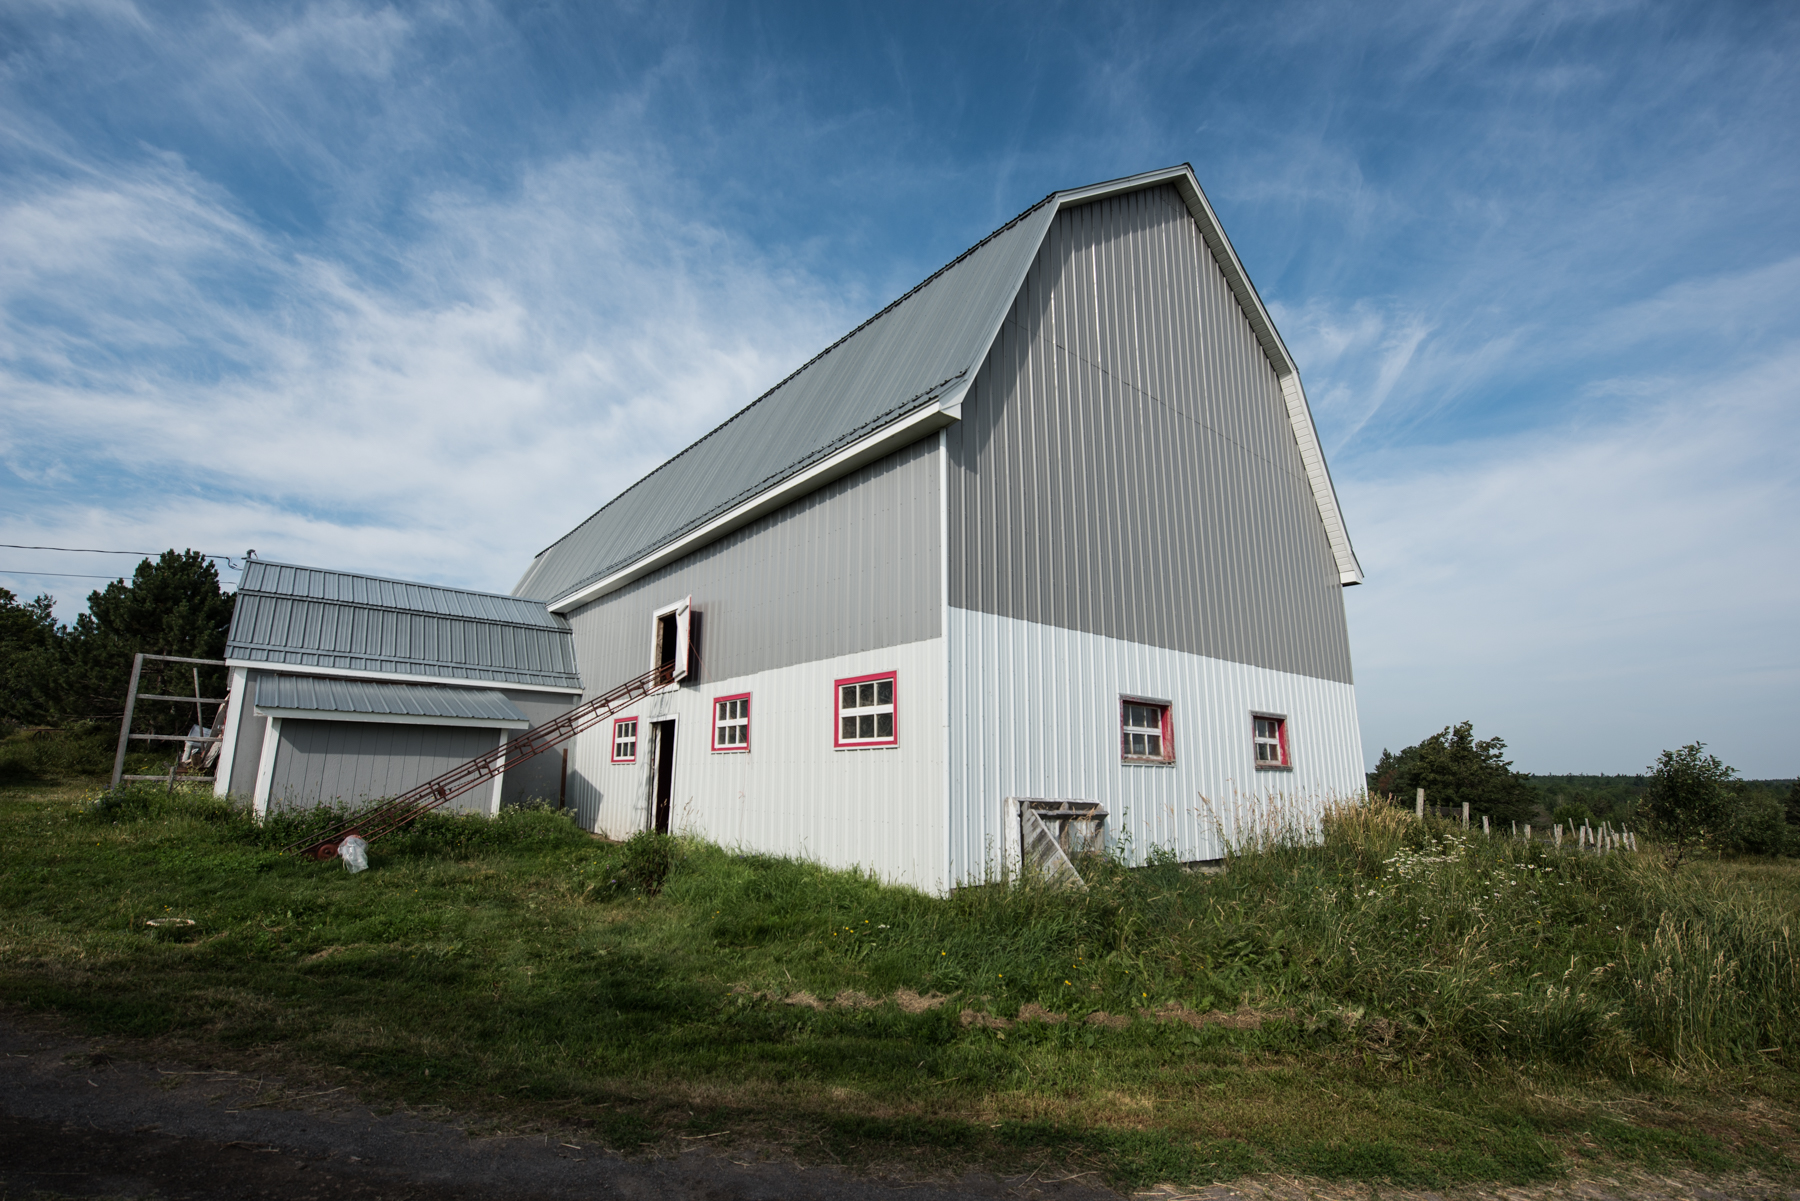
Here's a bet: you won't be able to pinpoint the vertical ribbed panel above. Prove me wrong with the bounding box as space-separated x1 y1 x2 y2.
947 184 1353 685
564 439 940 690
269 720 502 813
561 638 947 893
945 608 1363 887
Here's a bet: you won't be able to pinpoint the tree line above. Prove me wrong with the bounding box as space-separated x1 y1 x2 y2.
1369 721 1799 858
0 551 235 736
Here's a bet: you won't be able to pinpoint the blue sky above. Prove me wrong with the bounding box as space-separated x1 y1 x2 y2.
2 1 1796 776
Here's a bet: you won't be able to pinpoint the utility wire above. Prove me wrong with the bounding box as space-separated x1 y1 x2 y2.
0 544 247 570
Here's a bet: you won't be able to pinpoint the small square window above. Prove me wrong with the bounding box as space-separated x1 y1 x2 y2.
1253 714 1290 769
611 717 638 764
1121 699 1173 763
835 671 898 748
713 693 750 752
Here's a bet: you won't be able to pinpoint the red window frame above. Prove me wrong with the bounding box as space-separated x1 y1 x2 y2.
711 692 751 753
610 715 639 764
834 670 898 749
1120 697 1174 764
1253 713 1290 769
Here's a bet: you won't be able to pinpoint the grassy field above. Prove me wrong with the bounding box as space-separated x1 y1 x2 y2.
1 763 1797 1192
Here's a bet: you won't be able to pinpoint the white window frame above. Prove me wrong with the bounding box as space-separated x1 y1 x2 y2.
650 596 692 685
712 693 750 753
1120 696 1174 764
835 671 898 749
1253 712 1290 770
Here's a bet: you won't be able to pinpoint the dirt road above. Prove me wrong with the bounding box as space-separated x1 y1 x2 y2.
2 1013 1793 1201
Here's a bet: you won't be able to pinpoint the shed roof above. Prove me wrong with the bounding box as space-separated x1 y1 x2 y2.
514 165 1361 609
228 560 581 691
251 672 529 725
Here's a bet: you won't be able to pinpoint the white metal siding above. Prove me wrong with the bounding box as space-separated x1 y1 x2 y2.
946 607 1362 887
563 637 947 893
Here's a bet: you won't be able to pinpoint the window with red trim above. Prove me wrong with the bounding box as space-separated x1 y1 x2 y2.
835 671 897 748
1121 699 1173 763
712 693 750 752
1253 714 1290 769
611 717 639 763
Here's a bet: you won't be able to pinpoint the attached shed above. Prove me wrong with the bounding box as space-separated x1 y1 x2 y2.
508 165 1368 892
215 560 583 815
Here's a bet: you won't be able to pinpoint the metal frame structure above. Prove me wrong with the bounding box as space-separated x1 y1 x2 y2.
110 653 229 790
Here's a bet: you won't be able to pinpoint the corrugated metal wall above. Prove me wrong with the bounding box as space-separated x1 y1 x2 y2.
946 184 1353 685
562 638 947 893
268 719 502 813
945 608 1363 886
500 688 581 806
564 438 941 692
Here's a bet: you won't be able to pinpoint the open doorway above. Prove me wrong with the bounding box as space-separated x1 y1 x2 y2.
650 719 676 833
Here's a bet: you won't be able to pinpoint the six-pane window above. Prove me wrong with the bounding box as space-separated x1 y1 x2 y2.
611 717 638 763
836 672 897 747
713 694 750 752
1121 700 1172 762
1253 714 1289 768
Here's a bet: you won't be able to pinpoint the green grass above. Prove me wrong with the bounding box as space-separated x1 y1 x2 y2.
0 781 1795 1191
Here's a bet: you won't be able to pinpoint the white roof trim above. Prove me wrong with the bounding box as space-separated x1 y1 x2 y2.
547 389 967 613
252 705 528 730
226 659 582 696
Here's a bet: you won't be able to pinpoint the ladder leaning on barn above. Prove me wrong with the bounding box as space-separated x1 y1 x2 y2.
285 662 677 861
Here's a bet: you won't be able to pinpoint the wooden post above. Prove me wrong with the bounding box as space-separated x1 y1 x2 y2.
1482 814 1490 836
1462 801 1470 829
1524 823 1532 843
559 747 568 810
1416 788 1425 821
110 652 145 790
1554 823 1562 847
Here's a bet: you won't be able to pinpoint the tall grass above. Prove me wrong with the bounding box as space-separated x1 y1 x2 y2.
47 785 1800 1072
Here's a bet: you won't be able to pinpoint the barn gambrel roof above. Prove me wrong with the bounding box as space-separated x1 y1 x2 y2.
229 559 582 691
514 165 1361 612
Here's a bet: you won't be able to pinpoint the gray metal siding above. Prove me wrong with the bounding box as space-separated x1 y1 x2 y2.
947 185 1353 685
565 439 941 693
228 673 266 798
499 688 581 808
512 203 1056 606
268 719 501 813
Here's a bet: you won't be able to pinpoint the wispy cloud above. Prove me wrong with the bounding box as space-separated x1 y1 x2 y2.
0 144 850 609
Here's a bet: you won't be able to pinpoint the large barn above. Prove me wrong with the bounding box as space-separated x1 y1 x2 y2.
217 164 1365 893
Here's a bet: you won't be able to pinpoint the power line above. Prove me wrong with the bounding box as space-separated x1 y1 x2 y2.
1 543 242 561
0 570 138 580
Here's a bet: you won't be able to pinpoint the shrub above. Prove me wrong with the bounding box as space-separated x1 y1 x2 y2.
1641 743 1737 868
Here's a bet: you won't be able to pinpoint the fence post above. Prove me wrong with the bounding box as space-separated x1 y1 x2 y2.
1524 822 1532 843
110 652 145 790
1554 823 1562 847
1416 788 1425 821
1482 814 1490 836
1462 801 1470 829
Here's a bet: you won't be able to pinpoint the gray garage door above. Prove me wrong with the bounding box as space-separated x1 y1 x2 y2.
269 719 501 813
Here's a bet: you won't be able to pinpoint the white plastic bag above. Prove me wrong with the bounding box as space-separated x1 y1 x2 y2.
339 835 369 874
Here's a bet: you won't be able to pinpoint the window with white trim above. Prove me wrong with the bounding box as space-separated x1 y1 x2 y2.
713 694 750 752
1253 714 1290 769
836 672 897 747
1121 699 1173 763
611 717 638 763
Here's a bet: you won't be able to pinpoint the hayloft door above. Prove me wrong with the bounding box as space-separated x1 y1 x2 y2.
651 719 676 834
